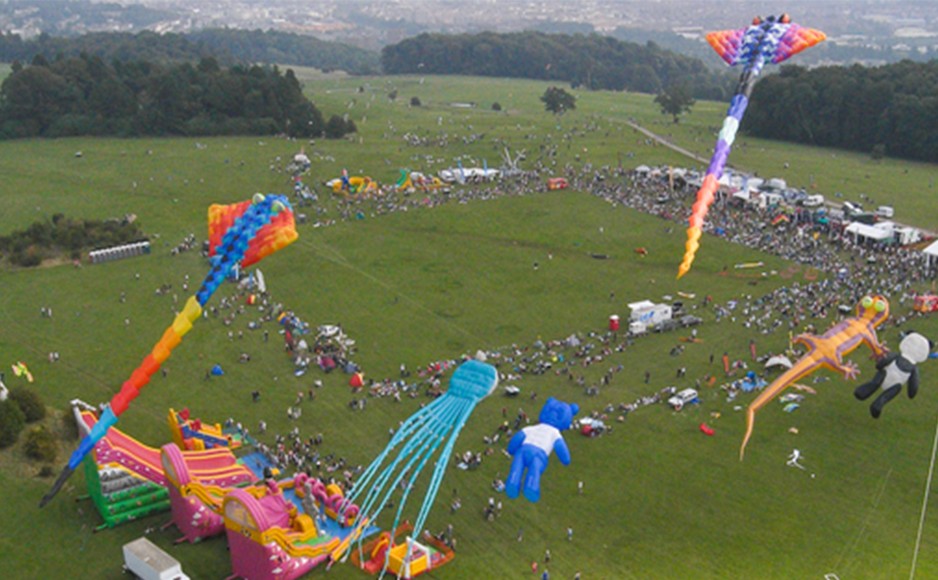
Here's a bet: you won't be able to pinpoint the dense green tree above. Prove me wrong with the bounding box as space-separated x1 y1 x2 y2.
23 425 57 462
381 31 733 99
0 400 26 448
541 86 576 114
0 29 379 75
655 82 696 123
0 56 348 140
745 60 938 163
324 115 344 139
1 65 72 133
0 213 144 266
9 387 46 422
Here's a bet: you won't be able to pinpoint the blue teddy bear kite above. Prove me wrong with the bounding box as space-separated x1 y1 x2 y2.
506 397 579 503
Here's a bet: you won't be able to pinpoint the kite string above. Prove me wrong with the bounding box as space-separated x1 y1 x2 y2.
297 235 484 343
833 466 892 574
910 409 938 580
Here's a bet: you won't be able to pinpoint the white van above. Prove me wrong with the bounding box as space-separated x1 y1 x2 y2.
667 388 699 411
842 201 863 215
802 194 825 208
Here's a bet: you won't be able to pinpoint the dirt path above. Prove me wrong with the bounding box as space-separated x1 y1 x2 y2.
625 120 710 166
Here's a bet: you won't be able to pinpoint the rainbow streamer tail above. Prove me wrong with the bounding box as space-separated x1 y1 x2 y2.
39 195 298 509
677 174 719 279
39 466 75 508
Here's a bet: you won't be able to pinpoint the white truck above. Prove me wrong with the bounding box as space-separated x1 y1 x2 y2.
627 300 672 331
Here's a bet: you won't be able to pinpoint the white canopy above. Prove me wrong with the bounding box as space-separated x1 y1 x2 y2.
845 222 893 242
765 355 793 369
923 239 938 258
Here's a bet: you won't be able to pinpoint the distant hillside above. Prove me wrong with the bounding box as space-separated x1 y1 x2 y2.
0 29 380 75
381 31 735 100
188 29 380 75
610 26 938 68
0 31 215 65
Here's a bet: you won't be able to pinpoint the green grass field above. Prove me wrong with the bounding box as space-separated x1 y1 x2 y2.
2 74 938 579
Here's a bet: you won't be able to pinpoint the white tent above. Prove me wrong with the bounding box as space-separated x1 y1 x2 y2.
732 190 752 203
845 222 893 243
923 240 938 265
765 355 793 369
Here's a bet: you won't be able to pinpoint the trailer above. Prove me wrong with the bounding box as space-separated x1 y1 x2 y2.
122 537 189 580
628 300 672 329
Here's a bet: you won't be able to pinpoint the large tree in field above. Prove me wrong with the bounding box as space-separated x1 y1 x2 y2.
655 82 695 123
541 86 575 114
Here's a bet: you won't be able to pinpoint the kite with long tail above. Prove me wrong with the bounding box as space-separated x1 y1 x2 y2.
39 194 298 507
677 14 825 279
328 360 498 576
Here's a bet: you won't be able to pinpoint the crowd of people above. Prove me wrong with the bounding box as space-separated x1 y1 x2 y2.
38 128 933 577
192 163 937 494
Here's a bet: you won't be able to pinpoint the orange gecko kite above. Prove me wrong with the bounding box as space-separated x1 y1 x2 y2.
740 295 889 459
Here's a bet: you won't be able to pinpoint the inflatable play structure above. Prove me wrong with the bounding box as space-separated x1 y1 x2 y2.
167 407 242 451
547 177 568 190
349 522 455 579
75 405 252 531
160 443 257 543
438 166 499 184
913 293 938 313
396 170 446 192
326 174 380 197
221 472 363 580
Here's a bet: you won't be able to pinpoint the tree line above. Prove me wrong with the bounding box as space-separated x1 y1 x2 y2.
380 31 735 100
0 213 144 267
0 54 357 140
0 29 380 75
744 60 938 163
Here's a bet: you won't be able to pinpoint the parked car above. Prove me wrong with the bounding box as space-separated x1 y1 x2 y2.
679 315 703 327
653 318 680 333
801 194 825 208
842 201 863 216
